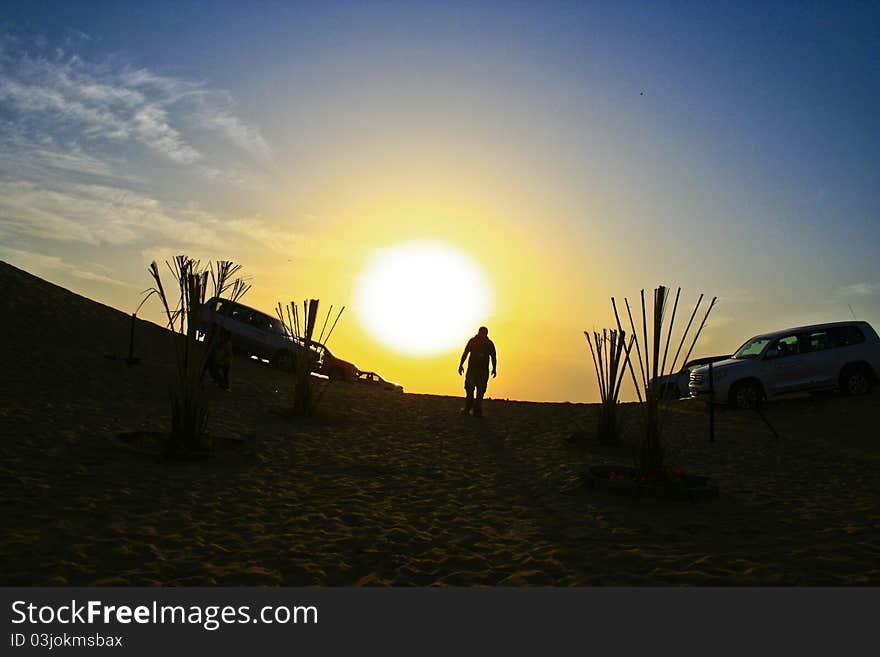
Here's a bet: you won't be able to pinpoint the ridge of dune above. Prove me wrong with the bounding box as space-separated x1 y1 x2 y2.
0 260 169 356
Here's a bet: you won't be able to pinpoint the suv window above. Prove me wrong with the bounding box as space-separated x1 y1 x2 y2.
803 330 833 352
734 337 771 359
774 335 800 358
249 313 274 332
831 325 865 346
227 304 251 323
207 299 227 315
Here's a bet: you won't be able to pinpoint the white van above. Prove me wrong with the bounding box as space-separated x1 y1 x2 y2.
689 321 880 409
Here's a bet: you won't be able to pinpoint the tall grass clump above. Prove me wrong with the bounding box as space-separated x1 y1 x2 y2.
584 329 634 445
275 299 345 416
610 286 716 478
143 256 248 455
210 260 251 305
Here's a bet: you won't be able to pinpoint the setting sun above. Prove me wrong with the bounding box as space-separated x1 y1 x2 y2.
354 241 493 356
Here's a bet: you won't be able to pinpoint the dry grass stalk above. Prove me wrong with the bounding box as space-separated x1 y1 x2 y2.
584 329 634 445
211 261 251 302
275 299 345 416
611 285 717 477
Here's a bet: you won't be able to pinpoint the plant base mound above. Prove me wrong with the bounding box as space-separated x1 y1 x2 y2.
113 431 248 461
582 464 719 501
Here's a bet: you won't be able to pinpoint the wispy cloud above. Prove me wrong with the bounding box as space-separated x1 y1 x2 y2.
0 33 272 167
0 245 139 289
0 180 103 243
195 101 273 164
131 104 201 164
0 177 304 257
705 314 734 328
0 120 140 183
837 282 880 297
0 31 289 258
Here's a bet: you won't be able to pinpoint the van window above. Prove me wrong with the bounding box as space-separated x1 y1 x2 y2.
831 325 865 346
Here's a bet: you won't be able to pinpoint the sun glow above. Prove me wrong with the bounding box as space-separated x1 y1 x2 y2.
354 241 493 356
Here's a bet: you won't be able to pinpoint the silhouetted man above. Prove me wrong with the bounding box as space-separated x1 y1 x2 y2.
458 326 497 417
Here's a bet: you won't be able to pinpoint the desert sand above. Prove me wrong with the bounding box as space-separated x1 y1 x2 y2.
1 260 878 585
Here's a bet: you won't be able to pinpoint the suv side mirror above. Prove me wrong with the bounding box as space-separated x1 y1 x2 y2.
765 348 779 360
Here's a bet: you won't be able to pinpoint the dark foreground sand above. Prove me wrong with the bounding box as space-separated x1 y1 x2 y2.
1 261 878 585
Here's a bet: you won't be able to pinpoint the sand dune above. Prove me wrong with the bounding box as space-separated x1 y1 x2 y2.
1 260 878 585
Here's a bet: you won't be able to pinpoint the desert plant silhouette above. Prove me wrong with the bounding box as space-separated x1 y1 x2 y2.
610 286 716 478
143 256 249 455
276 299 345 416
584 328 634 445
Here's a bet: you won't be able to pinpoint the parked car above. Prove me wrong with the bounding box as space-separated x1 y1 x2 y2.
202 297 359 379
202 296 298 368
310 342 359 382
689 321 880 409
651 355 732 399
356 371 404 393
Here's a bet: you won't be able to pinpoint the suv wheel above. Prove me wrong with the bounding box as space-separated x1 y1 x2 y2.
274 350 295 371
729 380 761 410
839 365 872 396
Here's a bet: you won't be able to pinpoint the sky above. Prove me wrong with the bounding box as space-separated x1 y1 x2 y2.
1 0 878 402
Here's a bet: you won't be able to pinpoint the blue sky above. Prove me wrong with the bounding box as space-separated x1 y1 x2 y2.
1 1 878 400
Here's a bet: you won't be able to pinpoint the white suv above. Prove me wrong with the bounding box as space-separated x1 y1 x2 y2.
201 297 360 379
202 296 299 368
689 321 880 409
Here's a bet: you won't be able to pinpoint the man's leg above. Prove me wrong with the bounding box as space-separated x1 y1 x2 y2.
462 386 474 414
473 390 483 416
473 372 488 417
462 371 475 414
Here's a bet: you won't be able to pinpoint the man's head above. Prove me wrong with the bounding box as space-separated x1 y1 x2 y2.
477 326 488 337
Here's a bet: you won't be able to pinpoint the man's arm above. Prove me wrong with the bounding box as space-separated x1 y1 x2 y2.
490 342 497 377
458 340 471 375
